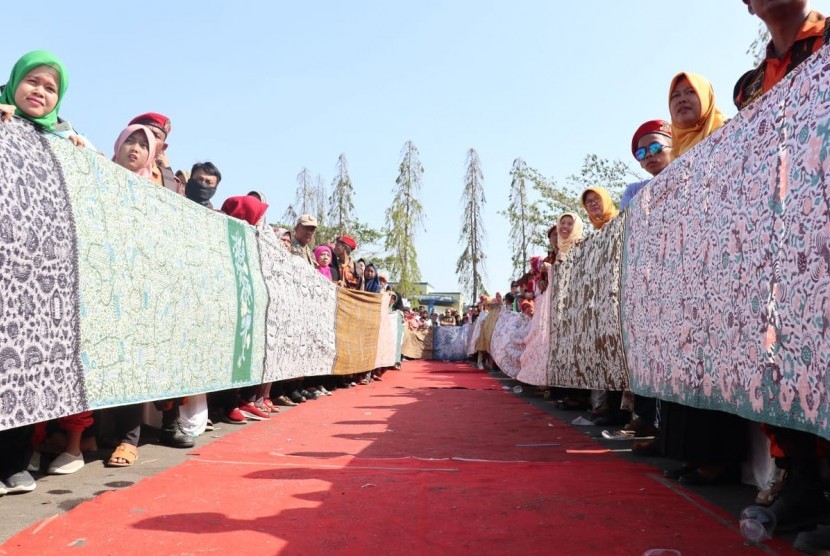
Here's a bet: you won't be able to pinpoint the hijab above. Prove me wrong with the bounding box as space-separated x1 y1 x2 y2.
556 212 585 261
363 262 382 293
0 50 68 131
220 196 269 226
669 72 727 160
581 187 619 230
112 125 157 179
314 245 333 280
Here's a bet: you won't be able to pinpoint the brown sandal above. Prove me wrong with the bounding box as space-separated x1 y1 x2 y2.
107 442 138 467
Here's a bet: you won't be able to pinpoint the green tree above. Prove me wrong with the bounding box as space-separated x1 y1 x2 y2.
328 153 355 237
314 173 327 228
456 148 487 301
502 158 540 277
294 167 315 215
384 140 425 298
565 154 644 205
522 165 582 250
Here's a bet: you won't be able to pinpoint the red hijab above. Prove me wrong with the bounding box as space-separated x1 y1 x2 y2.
220 196 269 226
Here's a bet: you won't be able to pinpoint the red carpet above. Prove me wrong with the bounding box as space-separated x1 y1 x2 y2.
2 361 796 555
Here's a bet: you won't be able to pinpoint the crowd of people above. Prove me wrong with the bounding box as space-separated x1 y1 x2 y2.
461 2 830 552
0 0 829 552
0 50 400 498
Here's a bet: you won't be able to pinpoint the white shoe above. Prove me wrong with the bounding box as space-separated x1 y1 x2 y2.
27 451 41 473
48 452 85 475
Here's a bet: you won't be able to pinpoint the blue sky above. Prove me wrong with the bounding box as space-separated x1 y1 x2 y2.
5 1 825 298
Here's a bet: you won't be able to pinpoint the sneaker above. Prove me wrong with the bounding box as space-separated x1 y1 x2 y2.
27 451 41 473
794 524 830 554
289 390 307 403
239 402 270 421
222 407 247 424
275 395 297 407
204 419 215 432
3 471 36 493
48 452 85 475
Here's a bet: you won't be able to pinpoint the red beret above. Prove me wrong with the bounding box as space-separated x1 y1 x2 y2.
129 112 171 138
337 235 357 250
631 120 671 156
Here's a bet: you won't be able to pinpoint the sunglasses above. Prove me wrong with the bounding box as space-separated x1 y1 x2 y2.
634 141 670 161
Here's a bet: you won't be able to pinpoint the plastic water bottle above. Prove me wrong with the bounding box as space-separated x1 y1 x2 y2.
739 506 776 543
512 385 523 394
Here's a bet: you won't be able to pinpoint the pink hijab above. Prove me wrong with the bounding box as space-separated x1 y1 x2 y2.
313 245 333 280
112 124 156 179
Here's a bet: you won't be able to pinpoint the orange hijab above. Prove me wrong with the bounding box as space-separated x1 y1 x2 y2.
669 72 727 160
581 187 619 230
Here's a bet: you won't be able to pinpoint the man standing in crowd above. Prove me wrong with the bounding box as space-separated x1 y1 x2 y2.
331 235 361 289
733 0 830 549
289 214 317 266
128 112 182 194
185 162 222 209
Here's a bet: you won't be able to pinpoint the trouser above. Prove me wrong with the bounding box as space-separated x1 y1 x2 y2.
0 425 34 477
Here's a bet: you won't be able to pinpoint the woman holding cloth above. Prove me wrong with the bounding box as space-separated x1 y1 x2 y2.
660 72 746 485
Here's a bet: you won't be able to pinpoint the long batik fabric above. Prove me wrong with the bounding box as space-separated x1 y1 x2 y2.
517 269 554 386
467 311 487 356
547 214 629 391
51 137 263 407
401 327 434 360
490 309 532 378
623 44 830 440
332 289 382 375
374 294 396 368
257 229 337 382
393 312 404 364
433 325 469 361
0 121 86 430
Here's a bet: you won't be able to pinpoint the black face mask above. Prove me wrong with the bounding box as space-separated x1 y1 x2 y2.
185 178 217 206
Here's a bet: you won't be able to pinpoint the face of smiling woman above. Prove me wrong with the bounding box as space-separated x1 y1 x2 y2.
13 66 60 119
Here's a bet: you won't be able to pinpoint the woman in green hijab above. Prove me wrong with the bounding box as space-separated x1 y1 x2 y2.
0 50 68 131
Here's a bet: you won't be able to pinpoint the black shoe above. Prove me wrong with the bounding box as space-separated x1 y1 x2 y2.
159 423 196 449
664 465 697 480
299 389 316 400
769 490 830 533
794 524 830 554
678 468 738 486
289 390 307 403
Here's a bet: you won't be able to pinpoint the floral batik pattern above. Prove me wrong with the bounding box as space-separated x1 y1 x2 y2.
548 214 629 391
490 309 532 378
0 121 86 430
623 44 830 439
256 228 337 382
